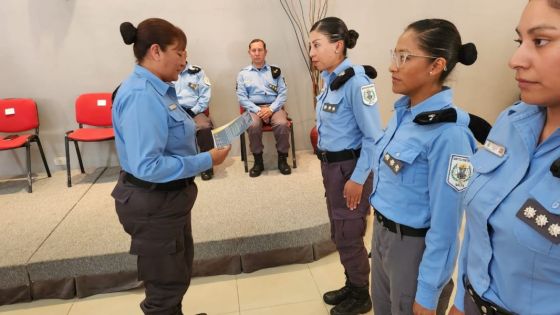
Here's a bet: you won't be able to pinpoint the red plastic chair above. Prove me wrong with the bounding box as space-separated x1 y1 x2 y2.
65 93 114 187
0 99 51 192
239 106 296 172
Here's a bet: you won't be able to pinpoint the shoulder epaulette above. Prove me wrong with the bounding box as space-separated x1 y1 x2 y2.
551 158 560 178
270 66 281 79
330 65 377 91
413 108 492 144
111 84 121 102
187 65 202 74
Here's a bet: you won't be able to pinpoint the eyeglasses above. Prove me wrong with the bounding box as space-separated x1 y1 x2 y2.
390 50 446 70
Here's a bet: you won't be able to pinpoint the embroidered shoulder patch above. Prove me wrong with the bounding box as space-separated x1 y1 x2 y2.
361 84 377 106
446 154 473 191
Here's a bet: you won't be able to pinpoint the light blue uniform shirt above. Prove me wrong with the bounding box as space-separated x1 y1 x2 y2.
112 65 212 183
370 88 476 309
455 103 560 314
315 58 383 185
236 63 287 113
174 64 211 115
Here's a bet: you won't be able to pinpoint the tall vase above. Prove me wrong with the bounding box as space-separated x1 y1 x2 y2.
310 125 318 153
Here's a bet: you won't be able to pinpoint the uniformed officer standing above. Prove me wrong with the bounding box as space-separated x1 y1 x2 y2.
111 19 230 315
369 19 478 315
175 62 214 180
309 17 383 315
236 39 291 177
449 1 560 314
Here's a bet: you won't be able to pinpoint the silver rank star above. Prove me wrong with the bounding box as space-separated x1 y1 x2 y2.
535 214 549 227
385 154 390 161
549 224 560 237
523 206 536 219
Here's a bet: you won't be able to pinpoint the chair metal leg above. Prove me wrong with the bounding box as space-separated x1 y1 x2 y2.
26 143 32 193
65 135 72 187
74 141 85 173
240 133 248 172
35 136 51 177
290 123 297 168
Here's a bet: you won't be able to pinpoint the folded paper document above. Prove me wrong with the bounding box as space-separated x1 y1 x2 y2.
212 111 254 147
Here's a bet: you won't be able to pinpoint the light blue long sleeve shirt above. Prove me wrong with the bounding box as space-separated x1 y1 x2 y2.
455 102 560 314
236 63 287 113
174 64 211 115
315 58 383 185
112 65 212 182
370 88 476 309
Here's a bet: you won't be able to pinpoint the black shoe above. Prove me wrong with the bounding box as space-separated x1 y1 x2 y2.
278 152 291 175
330 285 372 315
201 169 213 181
323 285 352 305
249 153 264 177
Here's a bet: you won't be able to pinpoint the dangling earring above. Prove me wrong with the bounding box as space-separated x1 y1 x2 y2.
429 71 433 75
335 50 339 54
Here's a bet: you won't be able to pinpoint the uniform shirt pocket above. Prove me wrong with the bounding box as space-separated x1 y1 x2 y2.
385 141 425 185
167 109 187 140
463 149 508 207
513 175 560 259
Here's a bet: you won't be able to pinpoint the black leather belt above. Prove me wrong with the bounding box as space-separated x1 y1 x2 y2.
464 277 514 315
374 210 429 237
316 149 361 163
124 172 194 191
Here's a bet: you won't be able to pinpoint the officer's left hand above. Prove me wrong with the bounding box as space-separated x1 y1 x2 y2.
413 302 436 315
343 180 363 210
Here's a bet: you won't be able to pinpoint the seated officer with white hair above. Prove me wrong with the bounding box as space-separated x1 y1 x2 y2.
175 59 215 180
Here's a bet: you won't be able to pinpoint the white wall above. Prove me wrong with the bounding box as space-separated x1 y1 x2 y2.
0 0 526 177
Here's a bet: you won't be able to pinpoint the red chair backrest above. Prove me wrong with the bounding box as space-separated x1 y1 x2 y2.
0 98 39 133
75 93 113 127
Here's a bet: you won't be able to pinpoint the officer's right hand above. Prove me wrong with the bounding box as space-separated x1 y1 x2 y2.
447 306 464 315
209 145 231 166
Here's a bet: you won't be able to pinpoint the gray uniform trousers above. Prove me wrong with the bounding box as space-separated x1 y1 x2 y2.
371 219 454 315
321 158 373 287
193 113 214 152
248 107 290 154
112 172 197 315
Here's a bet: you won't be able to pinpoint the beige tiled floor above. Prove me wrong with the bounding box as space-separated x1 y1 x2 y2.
0 215 459 315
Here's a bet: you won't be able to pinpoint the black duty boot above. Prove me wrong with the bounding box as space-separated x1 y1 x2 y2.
277 152 291 175
201 168 213 181
323 283 352 305
249 153 264 177
330 284 372 315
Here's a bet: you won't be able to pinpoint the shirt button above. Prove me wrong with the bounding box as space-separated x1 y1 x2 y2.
395 152 400 157
553 201 560 209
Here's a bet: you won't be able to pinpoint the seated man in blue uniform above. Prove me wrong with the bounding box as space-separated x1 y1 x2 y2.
236 39 291 177
175 59 215 180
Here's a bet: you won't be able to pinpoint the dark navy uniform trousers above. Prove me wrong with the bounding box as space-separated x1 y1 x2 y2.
321 158 372 287
112 172 197 315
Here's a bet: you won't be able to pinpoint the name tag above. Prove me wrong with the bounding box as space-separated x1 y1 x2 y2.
483 140 506 157
97 99 107 106
4 108 15 115
168 104 177 111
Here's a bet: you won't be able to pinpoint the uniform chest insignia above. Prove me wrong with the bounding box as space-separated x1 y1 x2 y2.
516 198 560 244
483 140 506 157
322 103 338 113
446 154 473 192
268 84 278 93
188 82 198 90
383 152 403 174
168 104 177 111
361 84 377 106
203 76 211 86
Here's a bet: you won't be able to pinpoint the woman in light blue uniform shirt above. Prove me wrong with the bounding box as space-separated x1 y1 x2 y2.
450 1 560 314
111 19 230 315
369 19 478 315
309 17 383 315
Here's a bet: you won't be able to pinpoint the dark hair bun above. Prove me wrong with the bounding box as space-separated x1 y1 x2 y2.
120 22 137 45
458 42 477 66
346 29 359 49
